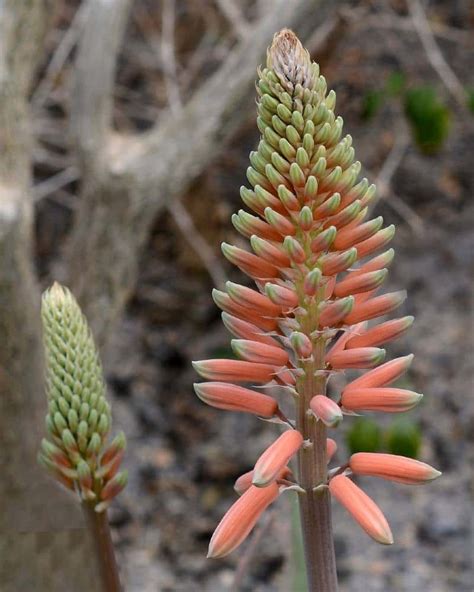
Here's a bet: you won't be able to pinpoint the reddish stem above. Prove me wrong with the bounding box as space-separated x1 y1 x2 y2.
82 503 122 592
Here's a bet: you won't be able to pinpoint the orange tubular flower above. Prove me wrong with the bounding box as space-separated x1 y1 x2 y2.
252 430 303 487
234 466 292 495
345 316 414 349
310 395 343 427
341 387 423 412
326 438 338 462
193 382 278 418
329 474 394 545
193 29 439 589
208 483 280 558
349 453 442 484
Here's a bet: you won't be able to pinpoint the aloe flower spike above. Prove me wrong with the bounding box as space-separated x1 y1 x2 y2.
40 282 125 591
193 29 439 592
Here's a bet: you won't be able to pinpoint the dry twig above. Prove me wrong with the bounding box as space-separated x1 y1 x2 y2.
231 509 275 591
370 129 425 235
31 2 90 108
215 0 249 40
169 198 227 288
407 0 468 110
161 0 183 113
33 166 79 201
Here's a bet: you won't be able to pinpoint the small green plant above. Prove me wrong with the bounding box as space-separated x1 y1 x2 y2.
404 87 450 154
385 71 406 97
467 88 474 114
386 417 422 459
347 417 383 454
361 90 384 121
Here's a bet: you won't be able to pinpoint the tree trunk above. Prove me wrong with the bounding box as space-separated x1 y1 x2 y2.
0 2 100 589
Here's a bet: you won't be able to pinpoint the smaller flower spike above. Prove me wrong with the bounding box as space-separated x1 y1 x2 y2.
310 395 343 427
349 453 441 484
208 483 280 558
193 382 278 418
252 430 303 487
39 283 126 510
329 474 393 545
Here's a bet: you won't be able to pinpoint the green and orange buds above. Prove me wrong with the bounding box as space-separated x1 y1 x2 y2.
38 282 127 511
194 28 440 560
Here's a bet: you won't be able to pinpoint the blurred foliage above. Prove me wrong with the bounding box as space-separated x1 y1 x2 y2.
361 90 384 121
386 417 422 459
346 415 422 458
386 71 406 97
209 345 236 359
360 72 451 154
468 89 474 114
404 87 450 154
346 417 382 454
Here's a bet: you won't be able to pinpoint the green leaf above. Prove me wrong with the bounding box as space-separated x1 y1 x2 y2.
386 418 422 459
385 71 406 97
404 87 450 154
361 90 384 121
346 417 382 454
467 88 474 114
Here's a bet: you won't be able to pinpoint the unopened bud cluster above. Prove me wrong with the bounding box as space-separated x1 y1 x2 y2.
194 30 440 558
39 283 127 512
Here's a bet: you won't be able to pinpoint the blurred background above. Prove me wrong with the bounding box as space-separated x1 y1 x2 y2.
0 0 472 591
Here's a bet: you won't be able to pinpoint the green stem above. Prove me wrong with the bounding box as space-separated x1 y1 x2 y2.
82 503 122 592
296 311 338 591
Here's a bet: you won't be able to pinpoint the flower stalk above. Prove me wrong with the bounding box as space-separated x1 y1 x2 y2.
193 29 440 591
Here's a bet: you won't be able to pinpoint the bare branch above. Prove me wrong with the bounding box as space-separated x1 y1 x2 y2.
33 166 80 201
345 10 473 45
374 130 410 200
232 509 275 591
369 129 425 235
31 2 90 108
71 0 132 175
407 0 469 110
161 0 183 112
216 0 249 40
169 199 227 288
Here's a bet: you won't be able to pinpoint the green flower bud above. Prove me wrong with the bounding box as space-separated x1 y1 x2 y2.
39 283 126 506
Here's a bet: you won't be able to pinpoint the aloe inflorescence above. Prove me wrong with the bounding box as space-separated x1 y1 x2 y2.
39 282 127 512
193 29 440 587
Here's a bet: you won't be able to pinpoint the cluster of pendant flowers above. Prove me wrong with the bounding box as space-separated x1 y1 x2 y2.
194 29 440 559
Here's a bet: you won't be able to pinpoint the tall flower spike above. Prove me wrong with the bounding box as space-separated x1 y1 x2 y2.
39 283 127 511
194 29 439 590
